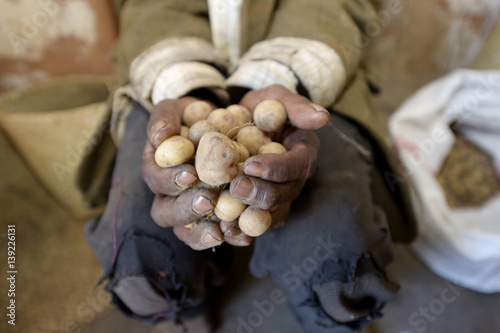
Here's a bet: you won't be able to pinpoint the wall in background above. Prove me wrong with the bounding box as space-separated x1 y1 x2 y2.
0 0 117 94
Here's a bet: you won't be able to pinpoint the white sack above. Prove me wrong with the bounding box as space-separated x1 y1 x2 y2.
389 69 500 293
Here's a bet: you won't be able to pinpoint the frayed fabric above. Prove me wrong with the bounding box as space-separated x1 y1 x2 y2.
249 114 398 332
86 105 398 332
85 104 233 326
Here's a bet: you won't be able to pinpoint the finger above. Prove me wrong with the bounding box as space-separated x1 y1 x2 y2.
142 142 197 196
150 188 218 228
242 131 320 182
239 84 330 130
229 176 304 209
269 202 291 229
220 220 253 247
147 97 199 148
173 221 224 251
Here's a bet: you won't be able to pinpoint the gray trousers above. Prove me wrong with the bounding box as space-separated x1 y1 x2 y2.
86 104 398 332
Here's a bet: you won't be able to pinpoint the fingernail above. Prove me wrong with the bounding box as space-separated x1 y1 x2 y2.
233 177 255 200
175 171 197 187
201 232 222 247
192 195 214 215
236 237 252 247
309 103 330 118
151 119 168 142
244 162 268 178
220 222 234 234
224 226 242 237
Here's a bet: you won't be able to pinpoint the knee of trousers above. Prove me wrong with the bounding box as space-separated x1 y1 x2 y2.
88 223 233 324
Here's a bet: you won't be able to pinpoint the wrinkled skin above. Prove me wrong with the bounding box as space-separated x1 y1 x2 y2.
142 85 330 250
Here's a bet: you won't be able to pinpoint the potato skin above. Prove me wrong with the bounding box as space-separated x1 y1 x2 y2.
207 108 237 136
236 126 271 156
238 207 272 237
253 100 287 132
180 125 190 138
195 132 242 186
233 141 250 162
155 135 195 168
227 104 252 126
188 120 221 147
183 101 212 127
214 190 247 221
258 142 287 155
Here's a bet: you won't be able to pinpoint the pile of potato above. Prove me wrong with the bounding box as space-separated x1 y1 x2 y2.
154 100 288 237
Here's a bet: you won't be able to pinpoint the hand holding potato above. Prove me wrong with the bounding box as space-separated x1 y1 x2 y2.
142 97 253 250
143 85 329 251
229 85 327 230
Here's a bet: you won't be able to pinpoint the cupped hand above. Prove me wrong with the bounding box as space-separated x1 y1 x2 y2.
229 85 328 229
142 97 253 250
143 85 329 249
239 84 330 131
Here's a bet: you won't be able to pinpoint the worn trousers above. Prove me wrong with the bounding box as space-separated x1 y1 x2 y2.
86 104 398 332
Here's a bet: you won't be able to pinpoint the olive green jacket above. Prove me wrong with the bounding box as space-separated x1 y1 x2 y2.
0 0 416 242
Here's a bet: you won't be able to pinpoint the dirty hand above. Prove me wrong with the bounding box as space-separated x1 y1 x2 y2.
229 84 328 229
142 97 253 250
143 85 329 251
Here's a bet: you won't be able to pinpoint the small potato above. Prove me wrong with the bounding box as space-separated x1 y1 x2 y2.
188 120 221 147
155 135 195 168
227 104 252 126
258 142 287 155
180 125 189 138
233 141 250 162
214 190 247 221
238 207 272 237
191 179 222 191
195 132 242 186
207 108 237 136
254 100 287 132
236 126 271 156
183 101 212 127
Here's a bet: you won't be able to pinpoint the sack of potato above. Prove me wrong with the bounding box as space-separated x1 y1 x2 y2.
154 100 288 237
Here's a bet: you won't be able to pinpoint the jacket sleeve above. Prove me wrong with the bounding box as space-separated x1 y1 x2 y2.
111 0 230 143
227 0 383 107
